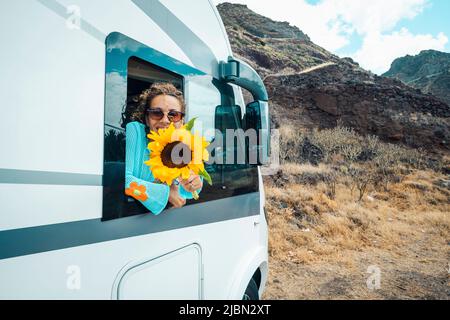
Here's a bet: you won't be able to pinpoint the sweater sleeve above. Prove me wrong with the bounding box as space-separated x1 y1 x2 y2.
179 176 204 200
125 122 170 215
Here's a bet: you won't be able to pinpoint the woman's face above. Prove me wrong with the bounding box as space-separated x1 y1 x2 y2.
146 94 184 131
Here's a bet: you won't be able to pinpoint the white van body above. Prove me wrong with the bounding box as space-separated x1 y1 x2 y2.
0 0 268 299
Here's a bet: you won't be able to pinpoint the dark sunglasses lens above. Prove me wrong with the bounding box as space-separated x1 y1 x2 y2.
147 109 164 120
168 111 183 122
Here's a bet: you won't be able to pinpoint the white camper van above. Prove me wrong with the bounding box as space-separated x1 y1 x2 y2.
0 0 270 299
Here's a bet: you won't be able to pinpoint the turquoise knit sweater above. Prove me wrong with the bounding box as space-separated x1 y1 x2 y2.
125 121 202 215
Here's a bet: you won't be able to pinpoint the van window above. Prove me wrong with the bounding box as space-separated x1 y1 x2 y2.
102 32 258 221
123 56 183 128
185 76 259 204
103 58 185 219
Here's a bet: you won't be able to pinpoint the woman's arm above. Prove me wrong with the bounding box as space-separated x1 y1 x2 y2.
125 122 170 215
179 176 203 200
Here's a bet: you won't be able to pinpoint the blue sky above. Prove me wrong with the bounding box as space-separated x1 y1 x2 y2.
214 0 450 74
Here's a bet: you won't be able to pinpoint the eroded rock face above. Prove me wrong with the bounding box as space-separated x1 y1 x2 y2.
383 50 450 107
266 63 449 149
217 3 450 151
217 3 310 41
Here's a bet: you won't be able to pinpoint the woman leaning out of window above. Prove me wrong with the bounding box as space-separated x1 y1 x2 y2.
124 82 203 215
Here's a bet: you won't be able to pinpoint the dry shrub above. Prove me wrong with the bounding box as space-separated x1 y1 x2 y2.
279 126 304 163
309 126 360 162
279 124 434 172
347 164 376 201
265 160 449 265
269 124 448 266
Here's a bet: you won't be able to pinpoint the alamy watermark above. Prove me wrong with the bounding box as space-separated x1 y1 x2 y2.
66 5 81 30
168 124 280 176
366 265 381 291
66 265 81 290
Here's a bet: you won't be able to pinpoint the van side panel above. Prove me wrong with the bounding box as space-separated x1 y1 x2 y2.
0 0 268 299
0 216 260 299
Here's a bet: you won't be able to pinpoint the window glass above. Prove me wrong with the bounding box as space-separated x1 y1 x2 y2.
185 76 259 204
102 32 258 221
104 54 185 220
102 33 190 221
185 75 219 142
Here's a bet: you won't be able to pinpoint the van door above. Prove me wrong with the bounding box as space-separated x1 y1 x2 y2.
115 244 203 299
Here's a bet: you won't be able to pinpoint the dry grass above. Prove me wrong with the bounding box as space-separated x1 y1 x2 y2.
265 163 449 260
264 125 449 299
263 161 449 299
280 163 330 175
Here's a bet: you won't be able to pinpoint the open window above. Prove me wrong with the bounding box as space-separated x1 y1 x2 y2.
123 56 183 128
102 32 259 222
102 33 187 221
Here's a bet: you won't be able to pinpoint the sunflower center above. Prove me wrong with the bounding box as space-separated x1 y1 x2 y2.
161 141 192 169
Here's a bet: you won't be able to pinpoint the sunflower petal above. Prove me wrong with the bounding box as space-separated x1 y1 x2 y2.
180 167 191 180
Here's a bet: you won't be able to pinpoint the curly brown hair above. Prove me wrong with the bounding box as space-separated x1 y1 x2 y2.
129 82 186 124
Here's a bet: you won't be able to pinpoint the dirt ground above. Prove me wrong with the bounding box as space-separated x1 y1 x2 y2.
260 166 449 300
262 234 449 300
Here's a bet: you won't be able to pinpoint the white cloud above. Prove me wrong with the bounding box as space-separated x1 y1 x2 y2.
214 0 352 51
325 0 428 35
352 29 448 74
214 0 448 74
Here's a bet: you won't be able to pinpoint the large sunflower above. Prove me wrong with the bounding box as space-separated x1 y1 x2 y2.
144 120 210 187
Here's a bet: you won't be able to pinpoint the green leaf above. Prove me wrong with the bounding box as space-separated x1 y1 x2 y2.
185 117 197 132
199 168 212 185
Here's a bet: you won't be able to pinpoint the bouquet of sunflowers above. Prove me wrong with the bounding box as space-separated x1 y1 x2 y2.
144 118 212 199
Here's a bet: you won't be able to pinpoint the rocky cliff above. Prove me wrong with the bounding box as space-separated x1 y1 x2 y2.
383 50 450 107
217 3 449 151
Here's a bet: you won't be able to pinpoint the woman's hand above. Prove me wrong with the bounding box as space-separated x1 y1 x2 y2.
179 173 203 193
168 183 186 208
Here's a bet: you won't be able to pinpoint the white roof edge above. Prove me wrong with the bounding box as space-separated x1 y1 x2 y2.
207 0 233 58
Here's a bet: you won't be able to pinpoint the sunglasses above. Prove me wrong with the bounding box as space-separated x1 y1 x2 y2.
146 108 185 123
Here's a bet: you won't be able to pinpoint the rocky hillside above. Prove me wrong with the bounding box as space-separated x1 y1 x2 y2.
218 3 342 78
383 50 450 106
217 3 449 151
